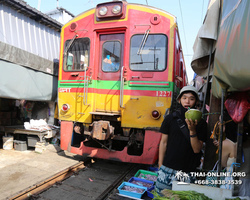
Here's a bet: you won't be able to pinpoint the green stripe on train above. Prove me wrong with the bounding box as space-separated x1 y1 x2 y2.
58 80 174 91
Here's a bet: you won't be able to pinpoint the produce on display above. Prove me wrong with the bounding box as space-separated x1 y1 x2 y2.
152 189 212 200
138 173 158 182
130 180 153 188
121 185 145 193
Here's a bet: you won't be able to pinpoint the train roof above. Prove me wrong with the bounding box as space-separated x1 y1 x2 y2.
130 3 177 21
69 2 177 25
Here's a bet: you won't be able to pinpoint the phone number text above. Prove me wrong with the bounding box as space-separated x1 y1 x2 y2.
194 179 242 185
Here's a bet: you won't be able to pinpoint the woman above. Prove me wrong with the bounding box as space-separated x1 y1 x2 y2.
213 111 237 190
155 85 207 194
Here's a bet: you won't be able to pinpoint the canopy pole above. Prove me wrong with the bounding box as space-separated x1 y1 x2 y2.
202 43 213 115
233 121 243 196
217 88 225 187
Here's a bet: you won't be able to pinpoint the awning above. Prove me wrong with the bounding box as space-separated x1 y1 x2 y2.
0 60 57 101
212 0 250 98
191 0 220 77
0 41 57 75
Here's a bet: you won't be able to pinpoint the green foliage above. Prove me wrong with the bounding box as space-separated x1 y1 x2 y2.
152 189 212 200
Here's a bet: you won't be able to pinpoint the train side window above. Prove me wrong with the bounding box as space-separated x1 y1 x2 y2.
102 41 121 72
130 34 168 71
64 38 90 71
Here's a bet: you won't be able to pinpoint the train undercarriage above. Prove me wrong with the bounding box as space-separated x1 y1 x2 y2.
60 115 161 164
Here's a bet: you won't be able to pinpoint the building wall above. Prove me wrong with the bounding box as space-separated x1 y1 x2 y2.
0 3 60 62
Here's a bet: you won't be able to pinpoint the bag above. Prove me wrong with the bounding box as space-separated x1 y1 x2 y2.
224 91 250 123
205 161 226 187
220 162 240 190
173 111 203 167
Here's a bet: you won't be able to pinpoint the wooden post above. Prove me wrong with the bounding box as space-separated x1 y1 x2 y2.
232 121 243 196
217 88 225 184
202 44 213 114
203 92 221 170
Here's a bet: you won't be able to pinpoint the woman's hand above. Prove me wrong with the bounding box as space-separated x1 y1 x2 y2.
185 119 197 132
213 138 219 146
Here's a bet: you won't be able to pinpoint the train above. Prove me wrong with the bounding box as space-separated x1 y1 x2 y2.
58 0 187 164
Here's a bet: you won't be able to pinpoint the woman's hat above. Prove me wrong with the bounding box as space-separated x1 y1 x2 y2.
176 85 199 101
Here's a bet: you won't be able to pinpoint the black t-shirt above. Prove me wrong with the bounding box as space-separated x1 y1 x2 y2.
160 112 207 172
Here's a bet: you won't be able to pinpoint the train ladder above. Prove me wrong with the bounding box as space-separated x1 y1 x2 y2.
120 66 125 108
79 69 90 106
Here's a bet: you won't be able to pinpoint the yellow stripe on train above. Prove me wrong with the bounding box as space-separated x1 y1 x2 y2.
58 92 171 128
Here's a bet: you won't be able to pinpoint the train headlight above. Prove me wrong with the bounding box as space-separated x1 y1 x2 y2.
112 5 121 14
151 110 161 120
99 6 108 16
62 104 70 112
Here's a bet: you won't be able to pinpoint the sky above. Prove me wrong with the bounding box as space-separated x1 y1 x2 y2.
24 0 209 82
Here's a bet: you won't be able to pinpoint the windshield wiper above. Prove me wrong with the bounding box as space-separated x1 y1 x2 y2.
137 29 150 55
64 34 78 56
131 62 143 65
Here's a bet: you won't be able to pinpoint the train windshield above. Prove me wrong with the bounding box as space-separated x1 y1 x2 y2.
64 38 90 71
130 34 167 71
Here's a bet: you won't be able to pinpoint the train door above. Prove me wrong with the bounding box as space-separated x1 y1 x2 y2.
95 33 124 113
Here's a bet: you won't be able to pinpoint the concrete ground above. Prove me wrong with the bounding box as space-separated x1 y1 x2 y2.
0 144 83 200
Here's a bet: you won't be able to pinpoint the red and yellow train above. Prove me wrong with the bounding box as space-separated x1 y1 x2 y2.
58 0 187 164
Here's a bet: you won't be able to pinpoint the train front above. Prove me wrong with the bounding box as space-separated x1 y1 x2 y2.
58 1 178 164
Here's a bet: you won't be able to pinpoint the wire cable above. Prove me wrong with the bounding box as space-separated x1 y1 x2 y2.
145 0 148 5
178 0 189 65
201 0 204 25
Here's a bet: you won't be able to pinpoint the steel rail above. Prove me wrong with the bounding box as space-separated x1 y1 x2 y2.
9 158 92 200
96 163 136 200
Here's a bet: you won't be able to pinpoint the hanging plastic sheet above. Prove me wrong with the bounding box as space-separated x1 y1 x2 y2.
191 0 220 77
212 0 250 98
224 92 250 123
0 60 57 101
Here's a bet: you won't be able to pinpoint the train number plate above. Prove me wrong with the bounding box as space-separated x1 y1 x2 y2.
156 91 171 97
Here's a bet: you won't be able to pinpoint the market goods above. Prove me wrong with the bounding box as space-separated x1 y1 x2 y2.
138 173 158 182
152 189 212 200
121 185 144 193
130 180 152 188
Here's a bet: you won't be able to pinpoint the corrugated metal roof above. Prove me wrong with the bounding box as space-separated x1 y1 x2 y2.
0 0 63 32
53 7 75 17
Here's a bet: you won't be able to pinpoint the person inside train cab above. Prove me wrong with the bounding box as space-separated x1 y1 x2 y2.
102 54 119 72
155 85 207 194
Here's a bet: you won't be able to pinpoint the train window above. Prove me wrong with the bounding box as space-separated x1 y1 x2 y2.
130 34 167 71
64 38 90 71
102 41 121 72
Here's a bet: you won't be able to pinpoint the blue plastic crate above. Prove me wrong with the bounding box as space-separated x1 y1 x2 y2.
128 177 154 190
147 186 155 199
117 182 147 199
148 166 159 172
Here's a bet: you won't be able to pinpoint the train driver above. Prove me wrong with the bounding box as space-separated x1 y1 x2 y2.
102 55 119 72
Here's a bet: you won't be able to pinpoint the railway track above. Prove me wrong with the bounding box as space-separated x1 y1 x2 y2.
10 158 152 200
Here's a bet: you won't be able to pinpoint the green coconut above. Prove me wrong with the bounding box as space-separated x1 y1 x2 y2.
185 109 202 123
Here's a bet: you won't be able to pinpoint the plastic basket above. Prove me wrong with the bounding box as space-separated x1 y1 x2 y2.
148 166 159 172
117 182 147 199
128 177 154 190
147 186 155 199
134 169 158 183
